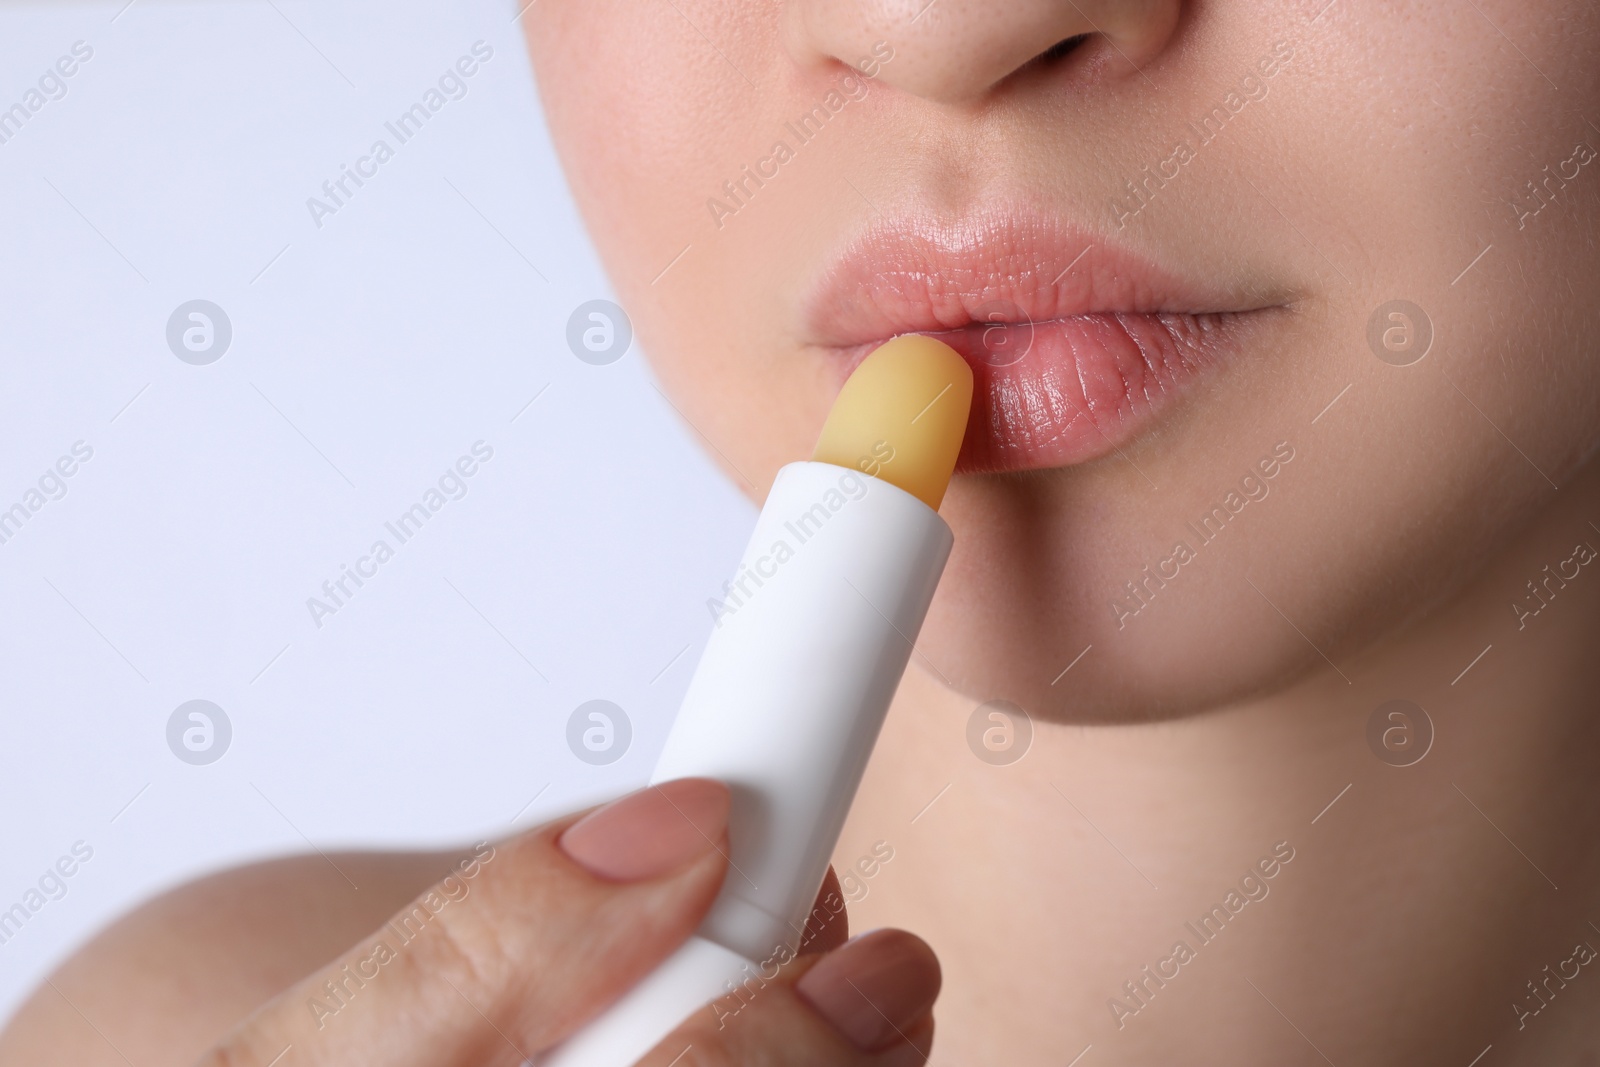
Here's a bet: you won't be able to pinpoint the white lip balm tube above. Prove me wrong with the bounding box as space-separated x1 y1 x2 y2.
544 336 971 1067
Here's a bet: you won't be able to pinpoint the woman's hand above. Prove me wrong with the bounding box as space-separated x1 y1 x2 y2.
193 778 940 1066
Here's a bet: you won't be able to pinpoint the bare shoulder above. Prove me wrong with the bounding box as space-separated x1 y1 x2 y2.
0 847 469 1067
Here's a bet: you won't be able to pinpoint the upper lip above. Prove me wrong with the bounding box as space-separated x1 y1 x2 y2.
803 209 1275 347
800 207 1287 474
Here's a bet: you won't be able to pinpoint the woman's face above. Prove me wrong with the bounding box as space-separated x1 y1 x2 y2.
525 1 1600 721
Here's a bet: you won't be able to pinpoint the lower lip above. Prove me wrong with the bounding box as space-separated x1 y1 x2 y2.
829 309 1272 474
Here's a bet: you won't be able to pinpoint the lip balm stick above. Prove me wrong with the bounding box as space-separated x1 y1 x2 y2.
545 335 972 1067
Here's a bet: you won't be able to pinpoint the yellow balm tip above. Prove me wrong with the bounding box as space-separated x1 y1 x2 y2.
812 335 973 510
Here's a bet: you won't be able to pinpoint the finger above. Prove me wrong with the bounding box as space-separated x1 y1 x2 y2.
794 931 939 1057
796 866 849 957
196 779 731 1067
640 929 941 1067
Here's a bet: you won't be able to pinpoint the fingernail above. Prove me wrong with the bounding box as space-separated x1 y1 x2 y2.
796 930 941 1053
558 778 729 882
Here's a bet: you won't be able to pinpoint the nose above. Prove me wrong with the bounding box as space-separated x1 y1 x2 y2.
784 0 1182 105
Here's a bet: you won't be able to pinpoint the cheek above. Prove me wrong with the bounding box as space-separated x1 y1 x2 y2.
527 4 809 300
527 8 723 280
526 4 832 489
926 7 1600 718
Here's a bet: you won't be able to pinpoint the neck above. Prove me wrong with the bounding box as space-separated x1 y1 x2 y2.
840 462 1600 1065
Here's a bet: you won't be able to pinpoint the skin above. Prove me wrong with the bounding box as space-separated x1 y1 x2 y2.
523 0 1600 1060
528 0 1600 721
0 786 910 1066
4 1 1599 1064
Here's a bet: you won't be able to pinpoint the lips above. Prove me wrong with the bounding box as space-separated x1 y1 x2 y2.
803 213 1282 474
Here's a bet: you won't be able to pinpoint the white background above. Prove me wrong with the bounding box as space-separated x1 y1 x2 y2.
0 0 752 1020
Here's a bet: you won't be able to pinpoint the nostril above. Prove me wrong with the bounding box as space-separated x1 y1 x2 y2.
1037 34 1090 66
